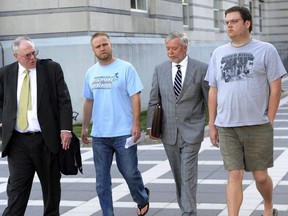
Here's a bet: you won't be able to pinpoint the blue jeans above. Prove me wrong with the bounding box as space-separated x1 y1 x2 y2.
92 135 148 216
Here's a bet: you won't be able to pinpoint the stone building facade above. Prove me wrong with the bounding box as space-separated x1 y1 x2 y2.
0 0 287 120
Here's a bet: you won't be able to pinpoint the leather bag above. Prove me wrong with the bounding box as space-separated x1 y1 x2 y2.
151 104 162 138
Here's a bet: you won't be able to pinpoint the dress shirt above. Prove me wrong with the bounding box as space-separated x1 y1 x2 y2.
16 63 41 132
171 55 188 85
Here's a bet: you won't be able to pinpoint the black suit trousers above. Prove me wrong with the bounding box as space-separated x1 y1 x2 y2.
3 131 61 216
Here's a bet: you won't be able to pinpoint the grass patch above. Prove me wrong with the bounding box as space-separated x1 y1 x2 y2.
73 111 148 137
72 124 84 138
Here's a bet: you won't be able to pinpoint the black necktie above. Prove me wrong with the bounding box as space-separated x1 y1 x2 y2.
174 65 182 98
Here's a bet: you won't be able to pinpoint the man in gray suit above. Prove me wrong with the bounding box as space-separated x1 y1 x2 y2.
147 31 209 216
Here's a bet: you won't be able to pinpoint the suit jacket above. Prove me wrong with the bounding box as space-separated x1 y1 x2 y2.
0 59 73 157
147 57 209 145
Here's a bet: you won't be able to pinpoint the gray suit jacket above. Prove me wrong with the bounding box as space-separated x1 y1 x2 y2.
147 57 209 145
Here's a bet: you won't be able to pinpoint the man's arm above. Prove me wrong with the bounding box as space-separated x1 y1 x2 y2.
81 98 93 144
267 78 282 125
202 77 210 107
52 61 73 150
146 68 161 139
131 92 141 142
208 86 219 147
0 68 4 126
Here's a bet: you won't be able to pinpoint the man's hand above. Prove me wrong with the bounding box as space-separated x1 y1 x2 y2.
60 131 72 150
209 124 219 148
132 125 141 143
81 127 90 145
147 129 161 140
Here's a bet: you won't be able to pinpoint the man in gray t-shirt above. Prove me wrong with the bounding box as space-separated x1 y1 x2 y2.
205 6 286 216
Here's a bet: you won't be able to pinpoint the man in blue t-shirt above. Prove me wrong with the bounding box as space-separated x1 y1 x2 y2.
82 32 149 216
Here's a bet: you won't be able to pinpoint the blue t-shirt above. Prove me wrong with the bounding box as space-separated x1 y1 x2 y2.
83 58 144 137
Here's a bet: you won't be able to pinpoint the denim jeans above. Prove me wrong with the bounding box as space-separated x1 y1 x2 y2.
92 135 148 216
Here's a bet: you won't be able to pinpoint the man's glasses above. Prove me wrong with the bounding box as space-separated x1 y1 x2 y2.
17 49 39 60
224 19 243 25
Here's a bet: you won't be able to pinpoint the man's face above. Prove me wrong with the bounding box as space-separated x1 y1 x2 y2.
225 11 250 39
166 37 187 64
91 35 113 62
14 40 37 69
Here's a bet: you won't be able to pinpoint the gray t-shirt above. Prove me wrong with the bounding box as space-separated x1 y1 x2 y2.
205 39 287 127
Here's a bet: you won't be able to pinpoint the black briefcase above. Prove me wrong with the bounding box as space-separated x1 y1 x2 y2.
151 104 162 138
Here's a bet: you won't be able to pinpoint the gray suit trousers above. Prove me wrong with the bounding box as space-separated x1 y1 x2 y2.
164 132 201 216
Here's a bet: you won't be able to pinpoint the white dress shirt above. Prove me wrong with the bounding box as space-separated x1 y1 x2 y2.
16 63 41 132
171 55 188 85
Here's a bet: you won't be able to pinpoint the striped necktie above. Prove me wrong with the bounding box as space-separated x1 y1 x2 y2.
174 65 182 98
17 69 31 130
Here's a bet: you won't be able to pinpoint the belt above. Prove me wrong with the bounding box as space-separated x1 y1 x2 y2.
14 130 42 136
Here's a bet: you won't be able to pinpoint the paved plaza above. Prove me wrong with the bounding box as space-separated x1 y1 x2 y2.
0 77 288 216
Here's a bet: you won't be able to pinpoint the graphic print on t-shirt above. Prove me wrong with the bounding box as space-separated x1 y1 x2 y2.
220 53 254 82
92 73 119 89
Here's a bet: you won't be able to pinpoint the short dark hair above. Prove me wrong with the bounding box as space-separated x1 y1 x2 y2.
90 32 110 44
225 6 253 32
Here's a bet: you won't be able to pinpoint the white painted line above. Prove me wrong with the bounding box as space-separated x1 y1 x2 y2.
0 182 7 194
274 136 288 139
278 181 288 185
279 96 288 106
198 161 223 165
274 119 288 122
256 204 288 212
274 127 288 130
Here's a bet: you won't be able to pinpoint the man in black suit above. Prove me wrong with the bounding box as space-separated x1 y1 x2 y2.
0 36 73 216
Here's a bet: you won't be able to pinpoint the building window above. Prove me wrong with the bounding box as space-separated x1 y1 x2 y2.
249 1 253 31
214 0 220 28
182 0 189 26
249 1 253 15
131 0 147 11
259 3 263 32
238 0 244 6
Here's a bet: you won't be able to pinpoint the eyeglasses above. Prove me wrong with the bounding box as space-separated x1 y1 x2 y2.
17 49 39 60
224 19 243 25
